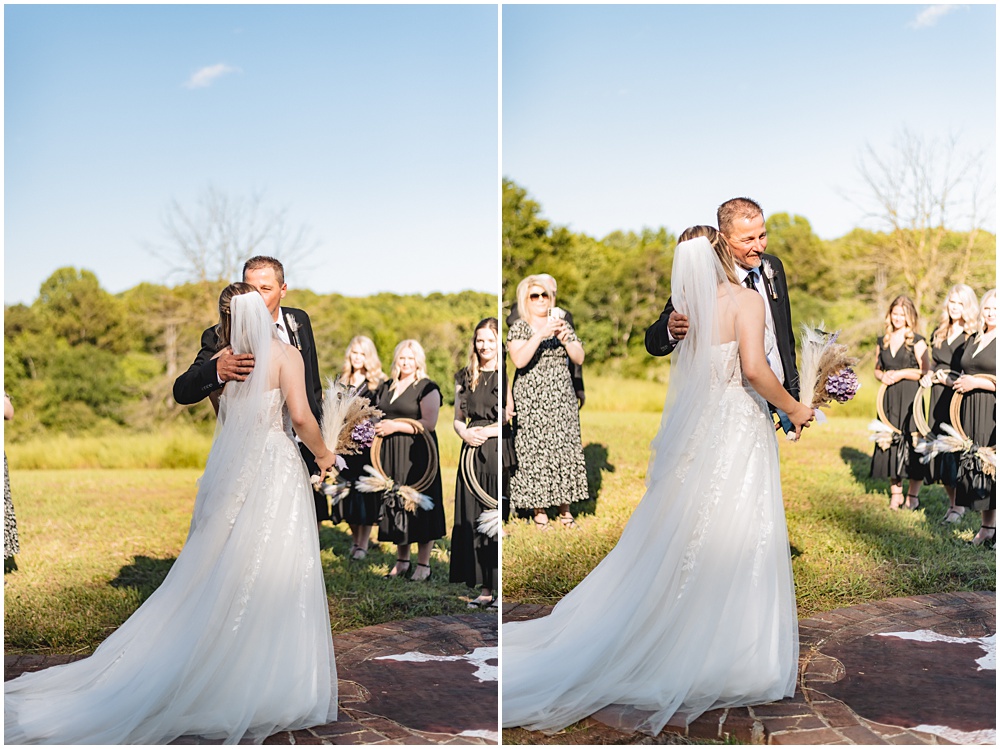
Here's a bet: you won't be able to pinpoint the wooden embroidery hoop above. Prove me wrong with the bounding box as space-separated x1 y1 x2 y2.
949 374 998 441
370 417 438 493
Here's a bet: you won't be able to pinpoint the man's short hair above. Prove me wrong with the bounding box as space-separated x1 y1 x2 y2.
243 256 285 286
717 197 763 234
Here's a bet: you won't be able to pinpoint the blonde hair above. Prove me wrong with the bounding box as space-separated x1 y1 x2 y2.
882 295 918 350
930 284 979 347
678 225 738 285
974 289 997 341
389 339 428 388
515 274 557 321
466 318 499 391
215 282 258 349
339 335 385 391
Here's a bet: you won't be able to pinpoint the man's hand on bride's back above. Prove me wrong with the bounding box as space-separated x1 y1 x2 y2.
667 311 689 341
216 347 255 382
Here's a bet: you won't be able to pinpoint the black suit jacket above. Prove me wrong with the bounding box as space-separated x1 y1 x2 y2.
505 307 585 395
172 307 323 422
643 253 800 401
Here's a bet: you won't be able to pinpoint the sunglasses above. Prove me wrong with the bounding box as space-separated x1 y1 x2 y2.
529 292 550 301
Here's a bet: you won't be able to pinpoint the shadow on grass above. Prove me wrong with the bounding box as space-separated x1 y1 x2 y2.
840 446 886 495
109 555 176 598
575 442 613 519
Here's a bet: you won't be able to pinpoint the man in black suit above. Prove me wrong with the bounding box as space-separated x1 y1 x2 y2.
645 197 799 417
173 255 330 527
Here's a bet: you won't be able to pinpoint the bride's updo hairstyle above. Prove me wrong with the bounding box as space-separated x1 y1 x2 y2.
216 282 259 350
677 225 738 285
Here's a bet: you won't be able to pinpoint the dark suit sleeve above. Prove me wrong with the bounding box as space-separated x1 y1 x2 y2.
644 296 678 357
767 256 800 400
172 327 222 405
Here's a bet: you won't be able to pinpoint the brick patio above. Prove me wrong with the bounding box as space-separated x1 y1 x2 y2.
502 591 995 745
5 612 498 745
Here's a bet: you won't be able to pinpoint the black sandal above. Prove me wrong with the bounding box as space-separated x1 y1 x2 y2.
533 514 551 531
409 563 432 582
940 508 965 525
559 512 578 529
384 559 410 578
972 526 996 549
905 493 920 511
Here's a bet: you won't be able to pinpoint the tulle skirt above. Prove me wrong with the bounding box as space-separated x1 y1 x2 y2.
502 378 798 734
5 418 337 744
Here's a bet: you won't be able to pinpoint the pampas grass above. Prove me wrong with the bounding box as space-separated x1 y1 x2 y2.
355 465 433 513
798 324 860 411
319 379 382 456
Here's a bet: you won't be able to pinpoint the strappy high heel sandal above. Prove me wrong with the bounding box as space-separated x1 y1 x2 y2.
972 526 996 549
384 559 410 578
409 563 432 582
905 493 920 511
940 508 965 525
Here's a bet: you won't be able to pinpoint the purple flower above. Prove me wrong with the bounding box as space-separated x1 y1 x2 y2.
351 420 376 448
825 368 860 403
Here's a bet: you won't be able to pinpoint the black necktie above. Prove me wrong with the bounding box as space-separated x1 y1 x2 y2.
743 272 759 293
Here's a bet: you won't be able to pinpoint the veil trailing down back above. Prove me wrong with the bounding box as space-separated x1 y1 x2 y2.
5 293 338 745
502 237 798 735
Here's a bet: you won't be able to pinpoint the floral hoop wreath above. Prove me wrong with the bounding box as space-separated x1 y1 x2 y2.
912 369 958 438
460 442 498 511
876 368 923 435
949 374 998 441
370 417 439 493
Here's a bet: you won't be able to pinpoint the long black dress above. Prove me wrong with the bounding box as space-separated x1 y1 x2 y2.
375 378 447 545
954 335 996 511
340 378 386 527
926 332 968 485
449 369 499 591
871 334 928 481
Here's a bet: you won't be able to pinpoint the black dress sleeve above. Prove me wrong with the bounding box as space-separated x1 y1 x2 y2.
454 370 469 424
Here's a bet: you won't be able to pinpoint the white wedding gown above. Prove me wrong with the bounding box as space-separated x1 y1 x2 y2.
6 296 337 745
502 240 798 735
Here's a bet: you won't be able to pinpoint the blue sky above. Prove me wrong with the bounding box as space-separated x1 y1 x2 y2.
503 4 996 242
4 4 498 305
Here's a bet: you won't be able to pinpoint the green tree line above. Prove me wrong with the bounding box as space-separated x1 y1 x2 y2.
4 268 496 441
503 178 996 378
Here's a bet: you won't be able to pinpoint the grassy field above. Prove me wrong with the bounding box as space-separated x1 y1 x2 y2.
3 428 476 656
503 379 995 618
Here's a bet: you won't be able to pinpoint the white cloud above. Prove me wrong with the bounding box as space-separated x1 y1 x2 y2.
183 63 241 89
907 4 965 29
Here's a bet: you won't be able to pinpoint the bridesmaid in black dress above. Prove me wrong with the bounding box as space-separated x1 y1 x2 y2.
922 285 978 524
374 339 446 581
952 289 996 548
338 336 387 561
870 296 930 510
449 318 500 607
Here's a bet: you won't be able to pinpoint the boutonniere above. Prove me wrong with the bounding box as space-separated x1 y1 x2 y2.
285 314 302 350
761 260 779 300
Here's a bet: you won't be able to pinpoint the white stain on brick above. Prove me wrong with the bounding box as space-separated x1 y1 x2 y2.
877 630 995 671
374 646 498 682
